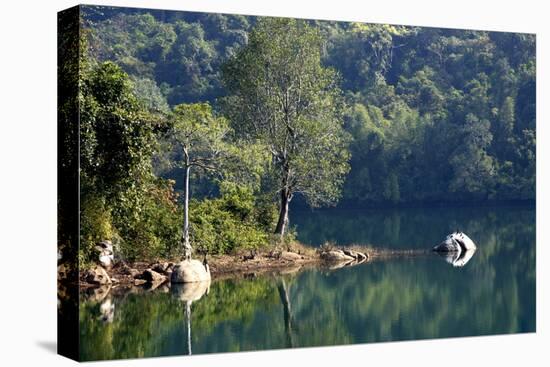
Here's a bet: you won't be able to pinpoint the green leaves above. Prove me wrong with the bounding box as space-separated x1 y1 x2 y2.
163 102 231 175
223 18 350 211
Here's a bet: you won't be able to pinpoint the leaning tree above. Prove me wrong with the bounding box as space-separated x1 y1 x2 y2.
222 18 350 236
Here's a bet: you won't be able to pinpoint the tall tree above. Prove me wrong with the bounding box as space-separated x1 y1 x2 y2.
163 103 232 259
222 18 350 236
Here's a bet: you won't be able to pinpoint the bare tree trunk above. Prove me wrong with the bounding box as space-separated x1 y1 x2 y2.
275 188 290 236
183 165 192 260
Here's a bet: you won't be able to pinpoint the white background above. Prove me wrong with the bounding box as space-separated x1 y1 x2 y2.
0 0 547 365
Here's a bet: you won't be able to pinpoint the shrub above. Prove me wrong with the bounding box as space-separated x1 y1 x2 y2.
189 183 276 255
114 178 182 262
79 194 117 266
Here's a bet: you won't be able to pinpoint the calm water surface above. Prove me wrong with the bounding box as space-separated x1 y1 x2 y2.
78 206 535 361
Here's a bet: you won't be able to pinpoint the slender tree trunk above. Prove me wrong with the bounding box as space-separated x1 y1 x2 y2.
183 165 192 260
275 188 290 236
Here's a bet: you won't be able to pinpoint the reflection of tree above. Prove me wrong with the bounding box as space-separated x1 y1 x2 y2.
277 278 294 348
185 301 192 355
171 281 211 355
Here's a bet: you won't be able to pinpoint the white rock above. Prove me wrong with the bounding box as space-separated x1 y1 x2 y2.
433 232 477 252
96 240 114 268
171 259 211 283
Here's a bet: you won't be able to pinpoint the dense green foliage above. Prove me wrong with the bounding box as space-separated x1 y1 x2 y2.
78 56 182 263
70 6 535 263
83 8 535 207
330 25 536 204
74 17 273 263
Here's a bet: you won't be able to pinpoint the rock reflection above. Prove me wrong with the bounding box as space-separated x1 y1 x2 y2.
171 281 211 355
437 249 477 267
98 297 115 323
277 278 294 348
81 285 116 323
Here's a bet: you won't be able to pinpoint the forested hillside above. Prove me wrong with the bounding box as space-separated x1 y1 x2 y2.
82 7 535 206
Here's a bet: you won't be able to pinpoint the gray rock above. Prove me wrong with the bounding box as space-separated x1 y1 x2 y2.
85 266 111 285
171 259 211 283
320 250 355 262
138 269 167 284
281 251 302 261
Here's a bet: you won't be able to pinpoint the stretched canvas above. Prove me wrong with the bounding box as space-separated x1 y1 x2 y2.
58 4 536 362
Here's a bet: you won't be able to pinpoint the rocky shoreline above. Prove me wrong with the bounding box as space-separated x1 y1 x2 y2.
75 245 433 289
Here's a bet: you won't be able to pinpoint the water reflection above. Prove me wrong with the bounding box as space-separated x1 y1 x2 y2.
80 286 116 324
171 281 211 355
79 206 535 361
437 249 477 267
277 278 294 348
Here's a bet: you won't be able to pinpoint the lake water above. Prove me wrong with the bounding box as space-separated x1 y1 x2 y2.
78 205 536 361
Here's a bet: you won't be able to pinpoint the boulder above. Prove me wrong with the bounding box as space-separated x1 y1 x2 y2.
85 266 111 285
137 269 166 284
96 240 114 269
343 249 369 261
98 255 113 269
433 232 477 252
320 250 355 262
171 259 211 283
281 251 302 261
